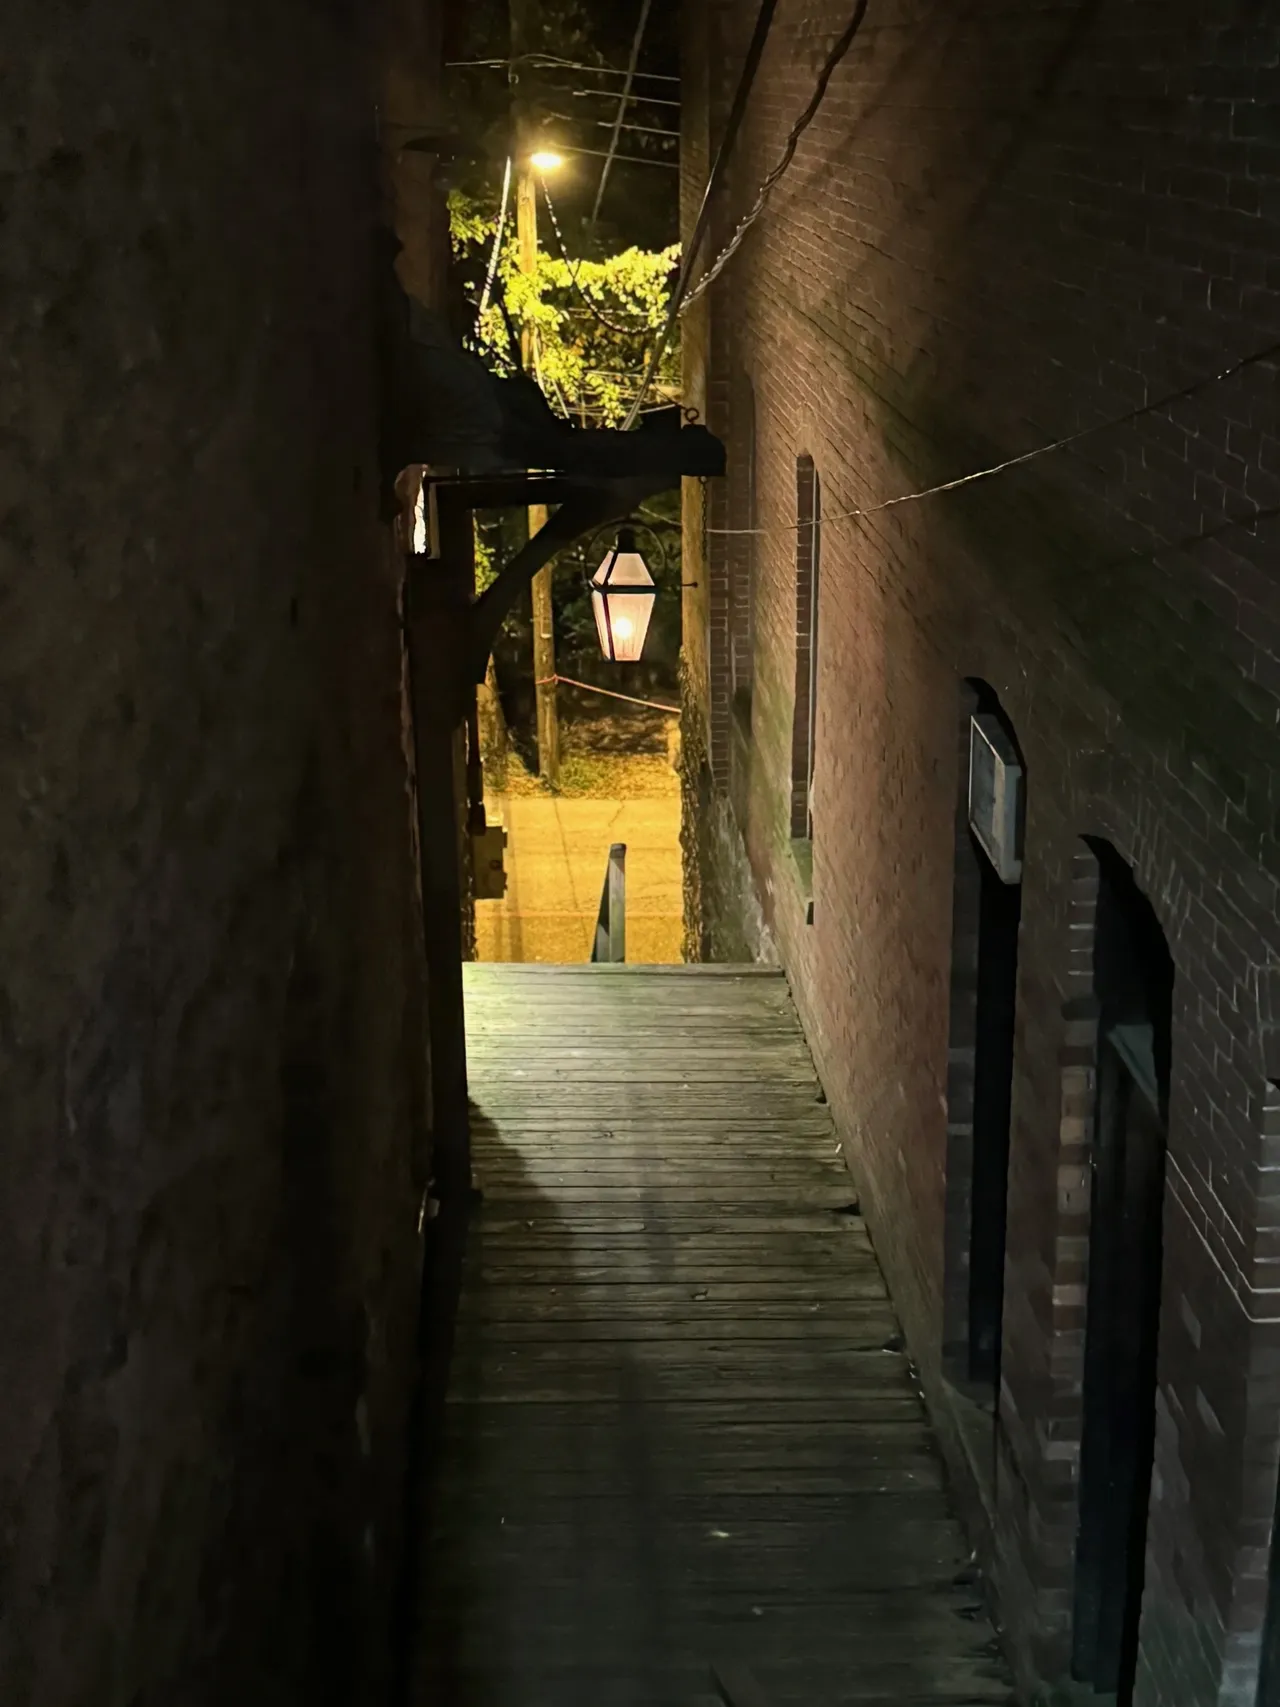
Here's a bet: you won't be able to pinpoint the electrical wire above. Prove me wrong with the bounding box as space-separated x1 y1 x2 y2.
621 0 782 429
546 112 680 140
683 0 871 314
591 0 654 226
447 55 678 82
559 145 679 169
638 504 681 528
707 336 1280 537
530 327 576 422
483 265 526 372
478 155 513 319
538 181 653 338
572 87 681 108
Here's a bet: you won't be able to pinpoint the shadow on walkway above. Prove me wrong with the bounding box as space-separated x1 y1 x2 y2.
407 965 1015 1707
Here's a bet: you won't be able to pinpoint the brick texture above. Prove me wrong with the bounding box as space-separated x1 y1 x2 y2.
0 4 432 1701
685 2 1280 1702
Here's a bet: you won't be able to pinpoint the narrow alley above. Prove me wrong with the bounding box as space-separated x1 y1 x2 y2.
414 964 1013 1705
9 0 1280 1703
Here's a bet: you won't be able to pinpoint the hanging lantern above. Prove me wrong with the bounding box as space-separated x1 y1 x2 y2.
589 527 657 663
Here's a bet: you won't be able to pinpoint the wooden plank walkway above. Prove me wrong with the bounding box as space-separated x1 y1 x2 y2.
413 964 1014 1707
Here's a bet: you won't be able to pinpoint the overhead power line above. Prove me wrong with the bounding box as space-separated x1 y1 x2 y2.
546 112 679 140
621 0 782 429
561 145 678 170
683 0 871 313
446 55 678 82
478 155 513 318
591 0 655 226
538 182 652 338
572 88 681 109
707 337 1280 537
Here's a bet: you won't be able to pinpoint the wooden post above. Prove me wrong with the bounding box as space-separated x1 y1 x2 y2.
608 842 626 963
403 495 473 1200
529 506 560 785
477 654 510 794
592 843 627 963
512 0 560 787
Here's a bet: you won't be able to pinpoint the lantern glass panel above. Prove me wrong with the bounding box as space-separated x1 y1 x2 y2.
590 548 655 663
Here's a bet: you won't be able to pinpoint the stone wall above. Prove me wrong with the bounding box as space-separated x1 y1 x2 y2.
686 1 1280 1702
1 3 430 1701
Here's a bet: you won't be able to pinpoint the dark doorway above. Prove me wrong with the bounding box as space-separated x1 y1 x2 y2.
1072 840 1174 1702
943 683 1024 1407
1256 1319 1280 1706
1266 1580 1280 1707
968 851 1022 1389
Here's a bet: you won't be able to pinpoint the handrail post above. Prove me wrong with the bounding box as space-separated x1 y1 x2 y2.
592 842 627 963
608 842 626 963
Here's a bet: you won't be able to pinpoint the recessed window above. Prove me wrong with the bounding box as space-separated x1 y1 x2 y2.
789 455 821 842
730 374 757 725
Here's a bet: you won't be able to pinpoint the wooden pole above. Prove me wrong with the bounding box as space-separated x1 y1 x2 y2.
515 169 561 787
511 0 561 786
403 504 472 1201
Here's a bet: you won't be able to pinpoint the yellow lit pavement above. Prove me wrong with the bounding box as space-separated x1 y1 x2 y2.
475 794 683 964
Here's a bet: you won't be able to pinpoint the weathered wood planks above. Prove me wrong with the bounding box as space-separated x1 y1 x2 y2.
411 965 1013 1707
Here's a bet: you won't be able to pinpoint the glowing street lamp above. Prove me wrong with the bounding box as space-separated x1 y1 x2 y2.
589 528 657 663
529 149 565 173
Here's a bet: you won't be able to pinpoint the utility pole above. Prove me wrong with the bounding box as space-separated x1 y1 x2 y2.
511 0 560 786
516 167 560 787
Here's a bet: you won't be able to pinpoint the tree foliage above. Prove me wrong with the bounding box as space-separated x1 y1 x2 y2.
448 190 679 427
441 0 686 692
448 189 685 674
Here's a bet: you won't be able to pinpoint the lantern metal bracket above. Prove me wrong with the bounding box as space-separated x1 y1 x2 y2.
582 515 670 580
412 420 723 723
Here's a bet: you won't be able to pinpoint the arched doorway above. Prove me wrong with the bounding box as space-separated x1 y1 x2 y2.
1072 838 1175 1702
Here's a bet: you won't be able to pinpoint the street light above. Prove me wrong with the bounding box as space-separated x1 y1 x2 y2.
529 149 565 173
589 527 657 663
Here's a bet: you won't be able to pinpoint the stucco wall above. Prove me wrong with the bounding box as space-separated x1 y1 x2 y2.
1 3 428 1700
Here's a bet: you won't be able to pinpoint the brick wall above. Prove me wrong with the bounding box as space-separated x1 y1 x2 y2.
1 3 431 1700
688 1 1280 1701
682 0 782 963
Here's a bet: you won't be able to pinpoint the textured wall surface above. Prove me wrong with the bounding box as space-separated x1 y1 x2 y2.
0 3 428 1702
686 2 1280 1702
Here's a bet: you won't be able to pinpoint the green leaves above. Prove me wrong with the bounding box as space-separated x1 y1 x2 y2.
448 189 680 427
